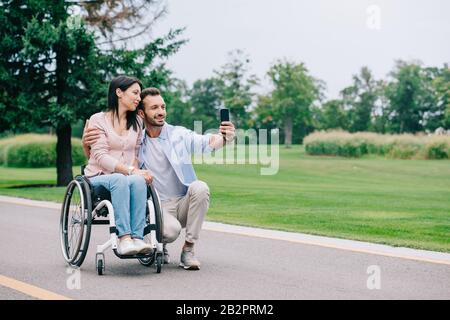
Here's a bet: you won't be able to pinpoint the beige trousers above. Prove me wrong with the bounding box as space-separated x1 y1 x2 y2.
161 180 209 244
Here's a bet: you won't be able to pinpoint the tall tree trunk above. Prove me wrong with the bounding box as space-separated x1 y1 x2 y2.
284 117 293 148
56 123 73 186
55 15 72 186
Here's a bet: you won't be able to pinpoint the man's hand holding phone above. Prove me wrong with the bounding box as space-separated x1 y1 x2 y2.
219 108 235 143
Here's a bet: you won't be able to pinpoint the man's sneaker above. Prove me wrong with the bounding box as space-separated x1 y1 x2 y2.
133 239 152 254
117 238 139 256
163 245 170 264
179 249 200 270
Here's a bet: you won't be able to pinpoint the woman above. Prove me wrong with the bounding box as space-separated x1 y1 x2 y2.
84 75 152 255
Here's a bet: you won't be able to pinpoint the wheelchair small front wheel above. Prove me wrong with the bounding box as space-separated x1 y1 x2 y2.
96 254 105 275
97 260 103 275
156 253 162 273
60 178 92 267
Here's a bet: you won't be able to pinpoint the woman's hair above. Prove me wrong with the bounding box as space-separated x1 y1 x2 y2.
107 75 143 132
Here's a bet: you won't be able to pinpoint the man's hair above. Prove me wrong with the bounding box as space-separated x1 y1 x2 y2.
139 87 161 110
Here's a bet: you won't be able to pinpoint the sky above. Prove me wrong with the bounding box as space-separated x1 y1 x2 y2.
151 0 450 99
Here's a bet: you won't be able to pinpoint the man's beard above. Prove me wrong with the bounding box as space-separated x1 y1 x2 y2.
146 115 165 127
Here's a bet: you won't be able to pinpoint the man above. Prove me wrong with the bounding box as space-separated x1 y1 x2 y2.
83 87 235 270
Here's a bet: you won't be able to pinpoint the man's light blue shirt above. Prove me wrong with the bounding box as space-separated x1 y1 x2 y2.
138 123 213 192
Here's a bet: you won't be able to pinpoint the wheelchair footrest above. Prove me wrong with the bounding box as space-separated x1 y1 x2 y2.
113 249 155 260
91 220 110 225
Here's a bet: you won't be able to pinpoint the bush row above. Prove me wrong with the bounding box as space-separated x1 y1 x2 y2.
0 134 86 167
304 131 450 159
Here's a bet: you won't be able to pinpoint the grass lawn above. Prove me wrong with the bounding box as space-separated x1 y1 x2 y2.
1 146 449 252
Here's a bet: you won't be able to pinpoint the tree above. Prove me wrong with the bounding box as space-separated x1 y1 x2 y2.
340 66 380 132
313 100 348 130
426 64 450 130
215 50 258 129
0 0 185 185
254 94 276 130
0 1 105 185
267 60 322 147
188 77 223 131
385 61 433 133
163 79 193 130
0 0 49 133
79 0 167 48
439 65 450 129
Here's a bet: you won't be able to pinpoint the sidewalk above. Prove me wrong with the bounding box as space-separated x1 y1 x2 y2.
1 194 450 266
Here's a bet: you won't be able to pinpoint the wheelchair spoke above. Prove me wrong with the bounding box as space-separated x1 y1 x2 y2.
66 182 84 260
68 220 78 257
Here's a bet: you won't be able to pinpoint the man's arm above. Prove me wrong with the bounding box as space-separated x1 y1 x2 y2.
81 120 101 159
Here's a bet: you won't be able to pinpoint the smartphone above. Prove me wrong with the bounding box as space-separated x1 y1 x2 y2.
220 108 230 123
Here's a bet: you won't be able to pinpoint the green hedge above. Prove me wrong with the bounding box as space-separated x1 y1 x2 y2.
425 140 450 159
304 131 450 160
0 134 86 167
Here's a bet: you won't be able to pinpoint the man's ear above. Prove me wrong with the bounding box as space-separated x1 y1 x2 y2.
137 109 144 119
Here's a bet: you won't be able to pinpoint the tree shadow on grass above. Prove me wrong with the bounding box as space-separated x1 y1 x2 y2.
7 184 57 188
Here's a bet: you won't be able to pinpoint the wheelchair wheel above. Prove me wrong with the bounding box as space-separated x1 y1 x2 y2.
149 184 163 243
60 178 92 267
156 253 162 273
138 184 163 268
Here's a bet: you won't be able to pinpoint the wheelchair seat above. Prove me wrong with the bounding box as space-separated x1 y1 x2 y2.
80 166 111 205
92 184 111 204
90 185 111 217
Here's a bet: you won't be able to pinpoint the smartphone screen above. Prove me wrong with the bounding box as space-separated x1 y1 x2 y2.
220 108 230 123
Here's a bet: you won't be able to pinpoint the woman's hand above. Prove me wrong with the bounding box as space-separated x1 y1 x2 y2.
133 169 153 184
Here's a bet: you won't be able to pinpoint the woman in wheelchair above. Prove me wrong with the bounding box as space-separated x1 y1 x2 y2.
83 75 153 256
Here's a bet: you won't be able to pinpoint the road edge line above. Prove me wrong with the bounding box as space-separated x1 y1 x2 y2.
0 275 72 300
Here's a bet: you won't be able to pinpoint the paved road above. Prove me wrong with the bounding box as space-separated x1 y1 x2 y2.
0 202 449 300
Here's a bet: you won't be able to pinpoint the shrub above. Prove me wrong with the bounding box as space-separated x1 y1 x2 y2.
0 144 9 166
7 142 54 167
388 141 422 159
425 139 450 159
340 140 364 157
1 134 85 168
304 130 450 160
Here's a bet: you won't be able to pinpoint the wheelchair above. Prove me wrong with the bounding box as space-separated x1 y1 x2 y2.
59 170 164 275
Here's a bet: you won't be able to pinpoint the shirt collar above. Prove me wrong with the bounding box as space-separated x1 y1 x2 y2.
144 123 168 142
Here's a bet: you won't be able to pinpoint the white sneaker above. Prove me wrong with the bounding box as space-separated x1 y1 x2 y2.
179 249 200 270
133 239 152 254
117 238 139 255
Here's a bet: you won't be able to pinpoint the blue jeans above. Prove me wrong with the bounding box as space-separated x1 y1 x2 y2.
89 173 147 239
